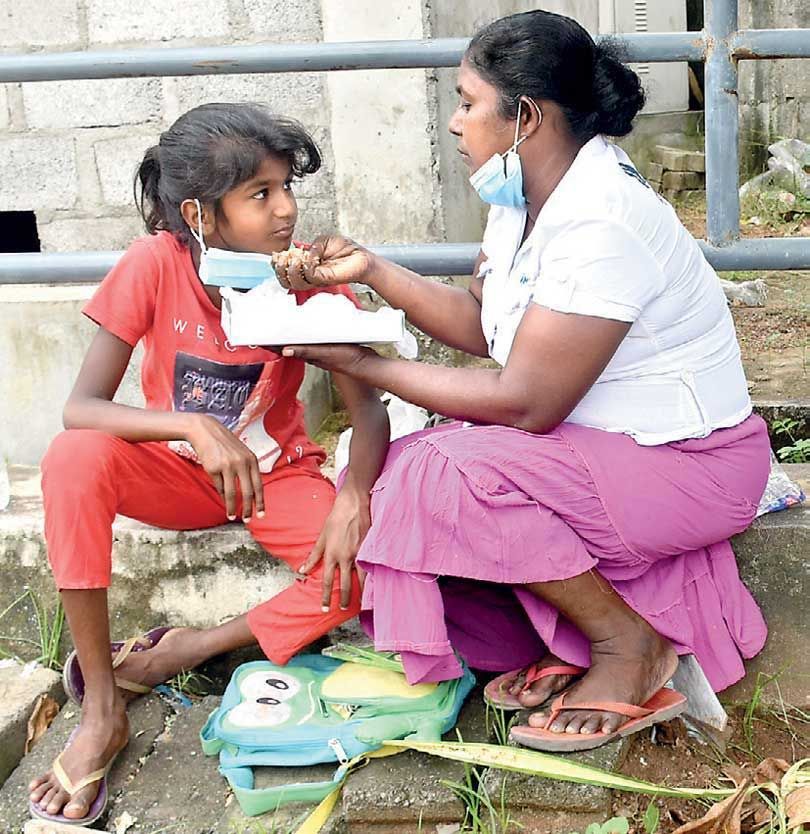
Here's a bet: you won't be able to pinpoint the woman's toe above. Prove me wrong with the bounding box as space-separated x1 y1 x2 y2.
601 711 625 735
527 709 548 728
580 714 603 735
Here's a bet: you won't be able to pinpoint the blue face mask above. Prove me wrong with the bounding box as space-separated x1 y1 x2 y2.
468 99 540 209
188 199 280 290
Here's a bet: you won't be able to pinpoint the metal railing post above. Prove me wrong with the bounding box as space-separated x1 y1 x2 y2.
704 0 741 247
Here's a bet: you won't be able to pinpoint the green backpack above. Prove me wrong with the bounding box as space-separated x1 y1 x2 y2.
200 645 476 816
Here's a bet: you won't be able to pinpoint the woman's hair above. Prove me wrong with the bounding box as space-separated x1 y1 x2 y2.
135 102 321 242
466 10 645 142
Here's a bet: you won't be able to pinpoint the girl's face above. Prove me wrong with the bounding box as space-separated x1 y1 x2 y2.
449 60 516 173
210 154 298 255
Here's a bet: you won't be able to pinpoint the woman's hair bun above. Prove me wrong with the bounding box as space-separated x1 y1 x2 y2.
591 40 646 137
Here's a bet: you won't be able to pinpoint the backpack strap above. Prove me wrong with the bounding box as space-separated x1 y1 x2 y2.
219 762 347 817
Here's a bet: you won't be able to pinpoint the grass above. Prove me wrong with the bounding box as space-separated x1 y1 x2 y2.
165 668 213 700
441 731 522 834
0 588 65 670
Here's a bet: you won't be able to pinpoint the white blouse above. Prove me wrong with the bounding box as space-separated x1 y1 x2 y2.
479 136 751 446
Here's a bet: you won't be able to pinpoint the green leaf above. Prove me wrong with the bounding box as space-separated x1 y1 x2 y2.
643 800 660 834
602 817 629 834
385 740 736 800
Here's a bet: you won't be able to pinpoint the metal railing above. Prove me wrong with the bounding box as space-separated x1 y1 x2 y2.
0 0 808 282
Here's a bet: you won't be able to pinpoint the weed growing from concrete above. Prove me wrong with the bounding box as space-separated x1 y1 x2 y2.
0 587 64 669
772 418 810 464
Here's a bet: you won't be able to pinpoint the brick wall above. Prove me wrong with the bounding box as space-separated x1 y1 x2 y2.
0 0 335 252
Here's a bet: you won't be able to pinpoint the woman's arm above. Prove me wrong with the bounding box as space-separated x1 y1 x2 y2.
297 374 390 610
64 326 265 520
274 238 490 357
284 305 631 435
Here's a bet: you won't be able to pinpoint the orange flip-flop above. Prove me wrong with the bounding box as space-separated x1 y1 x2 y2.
509 687 687 752
484 663 586 710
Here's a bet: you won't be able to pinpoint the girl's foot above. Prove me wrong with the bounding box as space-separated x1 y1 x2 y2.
528 625 678 736
507 654 584 707
29 702 128 820
112 627 211 696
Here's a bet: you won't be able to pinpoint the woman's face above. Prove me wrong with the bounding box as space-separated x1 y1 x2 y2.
449 60 516 173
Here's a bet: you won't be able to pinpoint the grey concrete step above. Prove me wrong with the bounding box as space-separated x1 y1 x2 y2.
2 464 807 703
0 685 627 834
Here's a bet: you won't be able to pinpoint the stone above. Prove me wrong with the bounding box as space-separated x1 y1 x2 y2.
0 284 145 466
341 689 490 831
645 162 664 181
481 730 629 823
728 493 810 707
0 663 65 787
662 170 705 191
0 0 81 48
0 136 78 212
22 79 163 131
87 0 230 43
654 145 692 171
684 151 706 173
93 134 160 207
0 695 170 831
37 215 144 253
242 0 323 40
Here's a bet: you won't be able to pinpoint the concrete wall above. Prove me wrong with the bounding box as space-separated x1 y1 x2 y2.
738 0 810 179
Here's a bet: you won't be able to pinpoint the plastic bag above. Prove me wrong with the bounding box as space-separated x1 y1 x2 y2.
335 394 429 475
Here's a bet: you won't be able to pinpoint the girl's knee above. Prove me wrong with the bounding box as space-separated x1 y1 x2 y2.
41 430 121 488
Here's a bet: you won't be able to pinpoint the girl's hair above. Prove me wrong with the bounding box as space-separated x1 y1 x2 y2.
135 102 321 242
466 10 645 142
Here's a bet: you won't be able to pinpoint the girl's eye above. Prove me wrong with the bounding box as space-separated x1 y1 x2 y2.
283 179 297 192
252 188 268 200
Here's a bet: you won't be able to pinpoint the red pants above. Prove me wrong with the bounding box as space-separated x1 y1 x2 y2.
41 430 360 664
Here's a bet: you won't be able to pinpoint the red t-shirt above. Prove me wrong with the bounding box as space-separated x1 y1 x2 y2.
83 231 358 473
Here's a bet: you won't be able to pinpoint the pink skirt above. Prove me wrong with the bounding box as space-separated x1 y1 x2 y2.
356 415 771 689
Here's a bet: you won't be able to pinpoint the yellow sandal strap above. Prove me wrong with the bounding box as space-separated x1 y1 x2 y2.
114 675 152 694
52 754 106 796
111 636 142 670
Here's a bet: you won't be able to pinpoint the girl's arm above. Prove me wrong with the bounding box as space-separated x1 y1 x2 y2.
64 326 265 520
297 373 390 611
275 238 490 357
284 304 631 435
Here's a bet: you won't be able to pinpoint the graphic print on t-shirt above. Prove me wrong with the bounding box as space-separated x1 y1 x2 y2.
174 352 264 429
170 352 283 472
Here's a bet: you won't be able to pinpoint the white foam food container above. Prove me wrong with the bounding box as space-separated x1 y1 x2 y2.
220 281 407 347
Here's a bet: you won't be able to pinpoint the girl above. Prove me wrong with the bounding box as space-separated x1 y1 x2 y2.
29 102 389 825
274 11 771 753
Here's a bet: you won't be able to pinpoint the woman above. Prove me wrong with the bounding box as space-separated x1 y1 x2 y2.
274 9 770 752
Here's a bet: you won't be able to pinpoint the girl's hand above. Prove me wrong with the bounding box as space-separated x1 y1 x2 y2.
298 489 372 610
273 236 375 290
281 344 375 375
185 414 264 522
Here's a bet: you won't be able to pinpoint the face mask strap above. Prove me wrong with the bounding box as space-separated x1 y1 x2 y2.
187 198 207 253
508 97 542 155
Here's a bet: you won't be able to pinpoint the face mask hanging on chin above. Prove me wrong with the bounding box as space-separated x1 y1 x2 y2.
187 198 284 291
468 98 540 209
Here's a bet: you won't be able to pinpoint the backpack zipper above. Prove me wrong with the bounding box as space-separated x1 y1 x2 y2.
328 738 349 764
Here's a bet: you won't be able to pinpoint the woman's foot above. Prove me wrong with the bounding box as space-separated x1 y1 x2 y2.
29 701 128 820
506 654 584 708
528 625 678 736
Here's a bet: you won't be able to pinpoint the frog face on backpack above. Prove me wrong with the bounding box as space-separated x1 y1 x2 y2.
226 670 306 728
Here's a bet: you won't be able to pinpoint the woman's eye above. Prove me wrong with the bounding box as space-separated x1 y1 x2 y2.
459 100 471 112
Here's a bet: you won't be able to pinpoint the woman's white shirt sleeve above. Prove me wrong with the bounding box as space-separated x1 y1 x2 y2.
532 218 666 323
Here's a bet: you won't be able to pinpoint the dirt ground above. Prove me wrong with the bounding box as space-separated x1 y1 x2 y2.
675 195 810 402
615 701 810 833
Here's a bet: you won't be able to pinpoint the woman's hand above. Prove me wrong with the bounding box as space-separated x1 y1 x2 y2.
281 343 376 375
273 236 375 290
298 489 372 611
185 414 264 522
